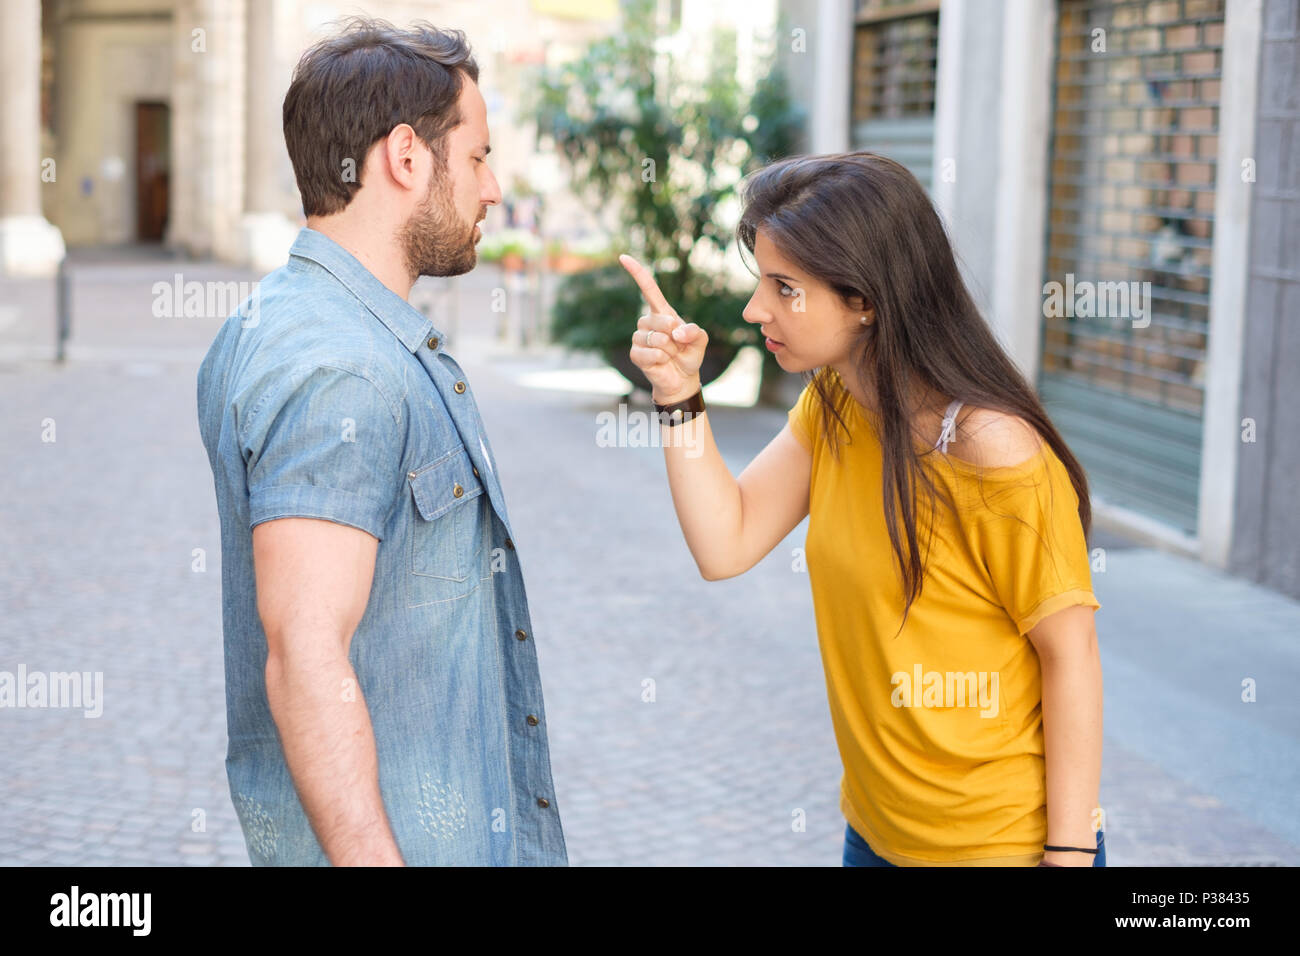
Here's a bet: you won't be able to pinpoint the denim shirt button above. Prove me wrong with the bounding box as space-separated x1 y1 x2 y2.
526 714 539 726
515 628 528 641
453 483 464 498
454 381 467 394
472 466 479 478
427 336 439 349
537 797 550 808
504 537 515 551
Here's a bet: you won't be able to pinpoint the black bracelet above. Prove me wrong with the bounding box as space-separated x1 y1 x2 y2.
1043 844 1099 854
653 388 705 427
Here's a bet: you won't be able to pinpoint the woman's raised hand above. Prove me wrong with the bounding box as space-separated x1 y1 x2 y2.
619 254 709 405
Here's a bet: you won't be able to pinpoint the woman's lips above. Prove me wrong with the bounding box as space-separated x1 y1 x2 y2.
765 336 785 353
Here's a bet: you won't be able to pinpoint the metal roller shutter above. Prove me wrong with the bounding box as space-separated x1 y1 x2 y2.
1040 0 1225 534
850 1 941 192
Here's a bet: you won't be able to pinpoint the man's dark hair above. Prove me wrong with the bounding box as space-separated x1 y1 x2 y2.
283 17 479 217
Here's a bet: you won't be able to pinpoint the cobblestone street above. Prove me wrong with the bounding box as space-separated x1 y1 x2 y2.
2 252 1297 866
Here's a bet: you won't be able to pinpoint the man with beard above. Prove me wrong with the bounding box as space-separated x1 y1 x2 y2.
196 18 567 866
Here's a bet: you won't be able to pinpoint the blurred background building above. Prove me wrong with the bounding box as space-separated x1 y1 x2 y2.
2 0 1296 597
4 0 635 270
780 0 1298 599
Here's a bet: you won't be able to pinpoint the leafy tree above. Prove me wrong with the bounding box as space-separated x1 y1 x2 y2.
533 0 802 377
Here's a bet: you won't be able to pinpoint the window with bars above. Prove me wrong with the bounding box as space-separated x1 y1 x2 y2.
1040 0 1225 534
850 0 941 190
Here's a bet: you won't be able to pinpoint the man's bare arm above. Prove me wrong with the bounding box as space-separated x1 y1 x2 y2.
253 516 404 866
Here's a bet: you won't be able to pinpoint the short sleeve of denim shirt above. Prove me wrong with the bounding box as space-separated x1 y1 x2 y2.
241 364 404 540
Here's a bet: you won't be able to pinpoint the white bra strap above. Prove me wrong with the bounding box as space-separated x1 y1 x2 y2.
935 399 963 453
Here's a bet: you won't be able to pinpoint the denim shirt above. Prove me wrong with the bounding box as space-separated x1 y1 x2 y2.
196 227 567 866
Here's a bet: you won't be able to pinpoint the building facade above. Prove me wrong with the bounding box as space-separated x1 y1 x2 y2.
780 0 1299 599
1 0 622 275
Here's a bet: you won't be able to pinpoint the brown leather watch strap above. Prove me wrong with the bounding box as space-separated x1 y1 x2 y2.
653 388 705 426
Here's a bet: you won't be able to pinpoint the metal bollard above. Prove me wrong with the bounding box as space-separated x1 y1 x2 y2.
55 256 70 363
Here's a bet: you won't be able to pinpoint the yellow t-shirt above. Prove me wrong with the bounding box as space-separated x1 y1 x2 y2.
788 370 1100 866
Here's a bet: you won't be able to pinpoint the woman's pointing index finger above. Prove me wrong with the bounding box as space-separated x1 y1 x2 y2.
619 254 677 318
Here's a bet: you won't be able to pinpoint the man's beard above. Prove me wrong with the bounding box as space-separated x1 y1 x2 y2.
400 170 481 279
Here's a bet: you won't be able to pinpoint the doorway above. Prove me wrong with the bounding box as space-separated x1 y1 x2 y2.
134 101 170 241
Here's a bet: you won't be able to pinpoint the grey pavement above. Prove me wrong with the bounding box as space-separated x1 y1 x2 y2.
0 250 1296 866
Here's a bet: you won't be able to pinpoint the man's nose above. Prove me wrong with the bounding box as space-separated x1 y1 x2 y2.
482 166 503 206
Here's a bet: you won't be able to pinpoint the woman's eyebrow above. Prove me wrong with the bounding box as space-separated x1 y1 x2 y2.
764 272 799 282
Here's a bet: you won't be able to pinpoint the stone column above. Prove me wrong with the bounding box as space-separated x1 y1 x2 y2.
808 0 852 154
169 0 245 261
0 0 66 276
931 0 1054 379
167 0 197 255
241 0 299 272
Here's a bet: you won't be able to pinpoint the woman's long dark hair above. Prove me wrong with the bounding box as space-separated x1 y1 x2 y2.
738 152 1091 625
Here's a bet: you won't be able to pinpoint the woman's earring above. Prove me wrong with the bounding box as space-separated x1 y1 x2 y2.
860 315 870 325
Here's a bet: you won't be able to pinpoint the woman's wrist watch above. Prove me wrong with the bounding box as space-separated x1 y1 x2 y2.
653 387 705 426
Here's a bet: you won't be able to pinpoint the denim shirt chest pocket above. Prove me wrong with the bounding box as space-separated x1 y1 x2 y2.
407 443 485 607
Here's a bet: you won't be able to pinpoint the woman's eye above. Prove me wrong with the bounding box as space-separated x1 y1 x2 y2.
777 282 794 297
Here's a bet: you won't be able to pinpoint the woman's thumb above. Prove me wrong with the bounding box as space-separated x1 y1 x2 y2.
671 323 700 343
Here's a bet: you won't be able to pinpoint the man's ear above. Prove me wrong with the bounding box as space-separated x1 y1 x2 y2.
379 123 422 190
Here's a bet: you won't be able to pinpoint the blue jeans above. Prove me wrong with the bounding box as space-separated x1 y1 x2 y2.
842 824 1106 866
